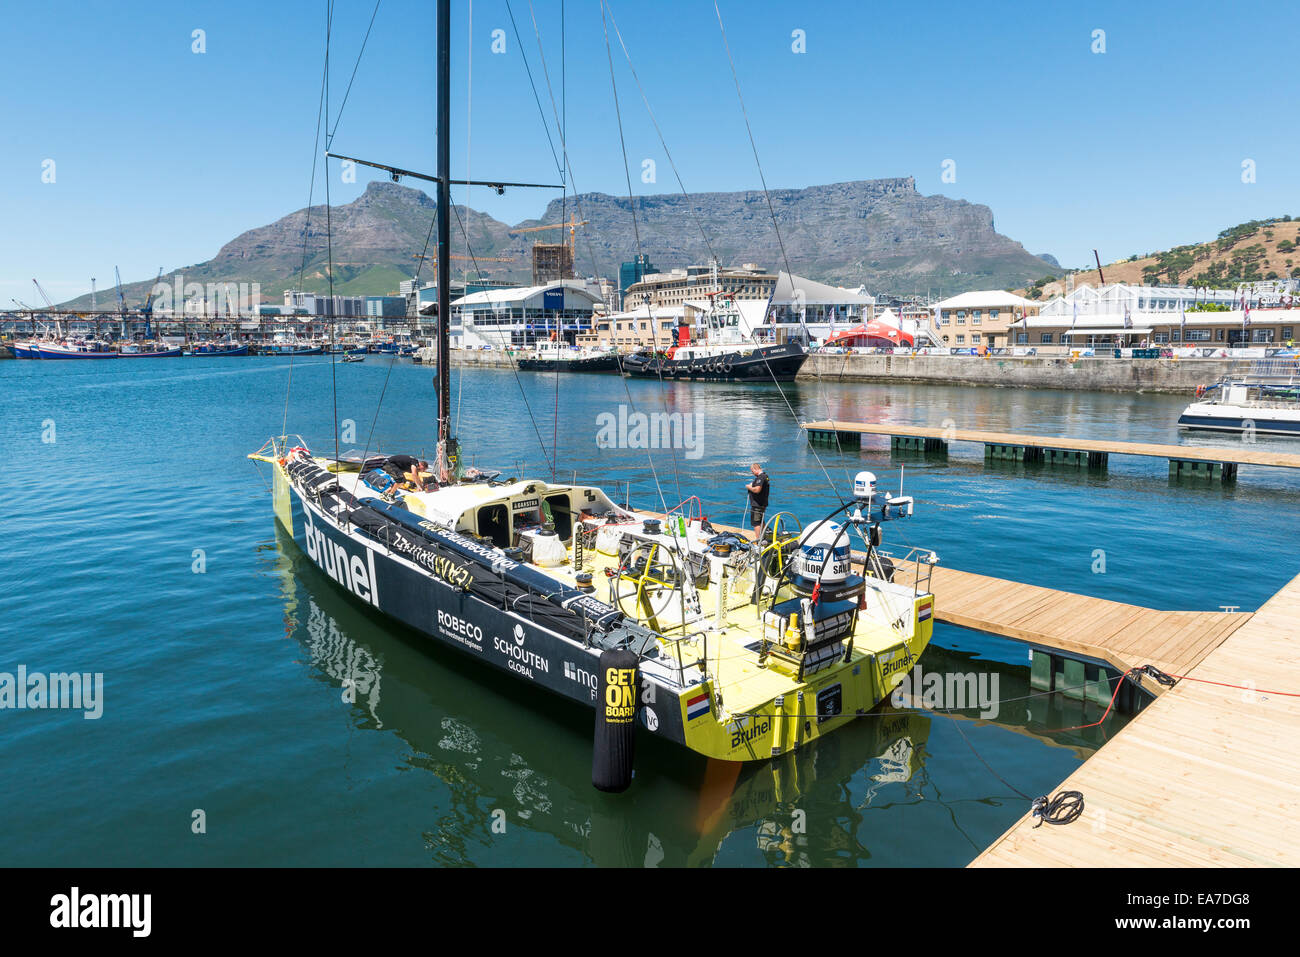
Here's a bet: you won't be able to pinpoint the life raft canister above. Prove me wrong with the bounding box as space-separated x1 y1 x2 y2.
592 648 640 793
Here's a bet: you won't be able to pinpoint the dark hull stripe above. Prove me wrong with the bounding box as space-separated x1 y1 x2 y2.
285 484 688 747
1178 414 1300 435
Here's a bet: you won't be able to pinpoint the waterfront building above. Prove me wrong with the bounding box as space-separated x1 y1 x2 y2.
767 271 876 342
582 298 774 350
365 296 408 322
623 262 775 310
1009 281 1300 348
453 279 604 348
283 290 371 317
618 255 656 309
932 290 1040 350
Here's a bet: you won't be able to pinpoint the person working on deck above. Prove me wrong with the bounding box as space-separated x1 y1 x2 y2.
383 454 433 492
746 462 770 542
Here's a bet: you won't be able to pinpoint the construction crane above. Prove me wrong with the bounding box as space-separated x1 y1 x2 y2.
508 217 589 283
114 267 126 317
410 252 514 265
508 216 589 256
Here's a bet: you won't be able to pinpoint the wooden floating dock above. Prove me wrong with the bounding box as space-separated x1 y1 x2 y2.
893 562 1251 711
970 570 1300 867
804 420 1300 481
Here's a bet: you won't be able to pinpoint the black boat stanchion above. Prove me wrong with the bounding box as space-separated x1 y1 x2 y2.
593 648 640 792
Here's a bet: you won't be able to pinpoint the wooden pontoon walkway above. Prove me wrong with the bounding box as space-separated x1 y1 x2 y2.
971 571 1300 867
804 420 1300 478
892 563 1251 690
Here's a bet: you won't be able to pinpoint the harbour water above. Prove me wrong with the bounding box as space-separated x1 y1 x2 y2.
2 357 1298 866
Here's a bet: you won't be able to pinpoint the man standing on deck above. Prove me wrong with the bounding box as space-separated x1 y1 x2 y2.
746 462 770 542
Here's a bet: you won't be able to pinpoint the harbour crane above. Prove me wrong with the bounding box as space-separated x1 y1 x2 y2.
114 267 126 317
32 279 56 310
137 267 164 337
140 267 164 316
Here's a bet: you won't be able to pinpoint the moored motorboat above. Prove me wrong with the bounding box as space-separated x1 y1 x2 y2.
516 340 621 373
1179 360 1300 436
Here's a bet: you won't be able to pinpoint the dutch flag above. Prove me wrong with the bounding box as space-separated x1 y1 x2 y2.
686 690 710 721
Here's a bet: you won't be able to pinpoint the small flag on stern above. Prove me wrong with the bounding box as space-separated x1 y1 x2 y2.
686 690 710 721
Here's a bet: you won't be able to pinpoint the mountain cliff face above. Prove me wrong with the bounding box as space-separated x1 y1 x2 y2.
546 177 1053 293
57 177 1057 309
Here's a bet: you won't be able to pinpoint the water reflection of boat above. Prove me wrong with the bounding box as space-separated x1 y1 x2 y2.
270 526 934 866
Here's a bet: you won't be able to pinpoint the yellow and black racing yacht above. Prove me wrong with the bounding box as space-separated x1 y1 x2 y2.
251 0 937 787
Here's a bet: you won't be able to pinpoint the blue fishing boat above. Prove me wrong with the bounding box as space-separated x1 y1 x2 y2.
190 341 251 357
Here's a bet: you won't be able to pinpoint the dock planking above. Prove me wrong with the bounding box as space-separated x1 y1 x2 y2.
890 562 1251 692
803 420 1300 472
970 570 1300 867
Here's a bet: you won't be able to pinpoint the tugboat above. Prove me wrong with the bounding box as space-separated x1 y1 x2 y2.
249 0 935 778
621 285 806 382
516 339 620 373
1179 359 1300 436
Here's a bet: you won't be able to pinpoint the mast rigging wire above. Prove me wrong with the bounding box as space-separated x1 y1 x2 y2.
712 0 853 498
324 0 341 478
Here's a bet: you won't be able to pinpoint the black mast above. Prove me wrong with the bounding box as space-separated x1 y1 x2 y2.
324 0 558 479
436 0 455 477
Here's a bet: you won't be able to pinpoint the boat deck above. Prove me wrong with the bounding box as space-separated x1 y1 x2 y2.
970 570 1300 867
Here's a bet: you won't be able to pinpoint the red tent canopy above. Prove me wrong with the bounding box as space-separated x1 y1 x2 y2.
824 319 913 348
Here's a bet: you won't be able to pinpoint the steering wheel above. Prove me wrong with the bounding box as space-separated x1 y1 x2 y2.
611 541 688 623
757 510 803 580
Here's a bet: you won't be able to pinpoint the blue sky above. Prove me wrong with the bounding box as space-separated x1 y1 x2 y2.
2 0 1296 305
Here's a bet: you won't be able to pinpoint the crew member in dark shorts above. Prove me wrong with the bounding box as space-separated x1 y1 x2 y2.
383 454 433 492
746 462 770 542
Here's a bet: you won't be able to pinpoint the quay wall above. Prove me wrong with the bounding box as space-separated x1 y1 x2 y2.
798 353 1233 394
427 348 1233 394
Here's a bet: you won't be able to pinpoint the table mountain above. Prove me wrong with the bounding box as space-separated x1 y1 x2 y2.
57 177 1058 309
